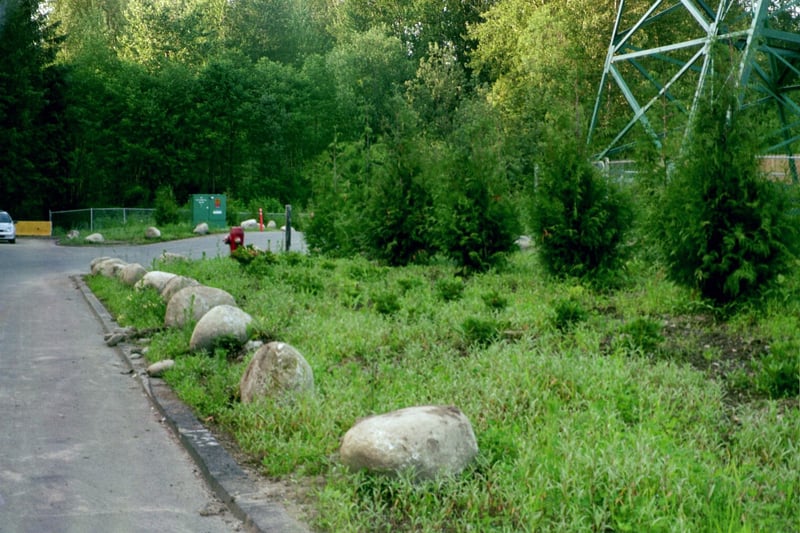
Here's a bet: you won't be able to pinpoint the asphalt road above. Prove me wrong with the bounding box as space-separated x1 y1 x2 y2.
0 232 305 533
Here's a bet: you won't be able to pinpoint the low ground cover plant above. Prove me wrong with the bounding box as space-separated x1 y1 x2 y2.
88 250 799 532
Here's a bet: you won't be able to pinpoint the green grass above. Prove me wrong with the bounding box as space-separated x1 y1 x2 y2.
86 251 800 532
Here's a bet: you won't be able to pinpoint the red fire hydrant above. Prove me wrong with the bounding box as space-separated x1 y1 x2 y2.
223 226 244 252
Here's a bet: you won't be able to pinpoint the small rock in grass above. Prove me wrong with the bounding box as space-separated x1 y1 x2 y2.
147 359 174 377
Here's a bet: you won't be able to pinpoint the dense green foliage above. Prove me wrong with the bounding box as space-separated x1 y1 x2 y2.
362 128 435 266
153 184 180 226
531 130 632 280
4 0 797 292
0 0 69 217
88 249 800 532
0 0 694 221
304 97 521 272
657 84 798 304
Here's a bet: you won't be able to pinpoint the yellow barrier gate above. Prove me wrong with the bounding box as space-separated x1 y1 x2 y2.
16 221 52 236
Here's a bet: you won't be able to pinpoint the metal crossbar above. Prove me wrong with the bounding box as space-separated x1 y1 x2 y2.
589 0 800 183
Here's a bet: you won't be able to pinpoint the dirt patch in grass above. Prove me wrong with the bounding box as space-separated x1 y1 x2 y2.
600 311 778 405
659 313 769 404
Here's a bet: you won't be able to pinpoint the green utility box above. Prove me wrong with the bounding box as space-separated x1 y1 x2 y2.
191 194 227 229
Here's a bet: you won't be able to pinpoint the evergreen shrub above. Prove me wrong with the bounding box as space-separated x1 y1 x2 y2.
656 85 797 305
154 185 180 226
437 179 520 273
481 290 509 311
363 135 435 266
551 297 588 331
304 141 371 257
531 131 631 280
370 289 401 315
433 98 521 274
461 316 500 347
230 245 277 276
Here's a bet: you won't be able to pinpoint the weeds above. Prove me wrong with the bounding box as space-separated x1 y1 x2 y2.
435 276 465 302
615 316 664 354
86 250 799 532
552 297 588 331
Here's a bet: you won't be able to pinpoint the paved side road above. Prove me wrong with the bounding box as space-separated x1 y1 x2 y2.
0 236 309 533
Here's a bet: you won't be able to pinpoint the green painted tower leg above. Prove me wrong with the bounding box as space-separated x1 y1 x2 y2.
588 0 800 183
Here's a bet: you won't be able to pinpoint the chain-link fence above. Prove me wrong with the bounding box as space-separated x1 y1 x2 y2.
758 155 800 184
50 206 310 235
231 211 310 231
595 156 800 185
50 208 157 234
593 159 640 183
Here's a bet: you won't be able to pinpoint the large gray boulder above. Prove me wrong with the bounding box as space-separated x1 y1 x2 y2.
85 233 105 244
240 218 259 229
92 257 127 277
160 275 200 303
340 405 479 482
239 342 314 404
89 256 112 270
189 305 252 352
135 271 178 293
145 226 161 239
164 285 236 329
158 252 189 263
193 222 209 235
118 263 147 286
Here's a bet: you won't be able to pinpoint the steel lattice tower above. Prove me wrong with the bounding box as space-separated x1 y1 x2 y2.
588 0 800 181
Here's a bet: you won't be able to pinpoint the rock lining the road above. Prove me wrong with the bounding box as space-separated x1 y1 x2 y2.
77 268 312 533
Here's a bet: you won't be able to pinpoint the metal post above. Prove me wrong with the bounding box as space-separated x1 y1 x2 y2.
91 208 94 232
284 204 292 252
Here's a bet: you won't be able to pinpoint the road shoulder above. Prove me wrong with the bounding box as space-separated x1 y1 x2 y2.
74 274 312 533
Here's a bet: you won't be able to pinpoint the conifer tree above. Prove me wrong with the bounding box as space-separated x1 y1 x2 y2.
531 124 631 280
0 0 67 218
657 77 797 304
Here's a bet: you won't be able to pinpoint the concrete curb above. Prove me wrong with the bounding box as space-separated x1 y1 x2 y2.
73 274 311 533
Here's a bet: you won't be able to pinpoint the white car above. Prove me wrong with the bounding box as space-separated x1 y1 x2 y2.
0 210 16 243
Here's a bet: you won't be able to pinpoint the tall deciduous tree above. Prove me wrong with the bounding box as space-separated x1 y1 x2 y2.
334 0 493 64
223 0 332 63
48 0 126 62
119 0 219 70
326 28 415 141
404 42 468 137
469 0 615 131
